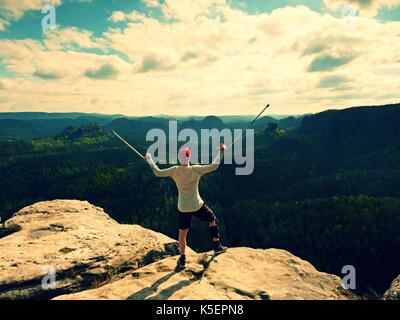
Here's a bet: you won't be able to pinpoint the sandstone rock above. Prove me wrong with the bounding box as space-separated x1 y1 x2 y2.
55 247 357 300
1 200 359 300
383 275 400 300
0 200 184 299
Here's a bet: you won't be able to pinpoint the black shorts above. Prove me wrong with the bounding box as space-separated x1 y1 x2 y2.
178 204 217 230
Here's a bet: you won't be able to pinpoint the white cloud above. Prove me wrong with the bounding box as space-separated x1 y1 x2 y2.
109 11 127 23
0 0 61 30
109 10 147 23
161 0 226 22
142 0 160 8
0 18 7 31
0 35 129 79
324 0 400 16
43 27 106 50
127 11 147 21
0 0 61 18
0 3 399 115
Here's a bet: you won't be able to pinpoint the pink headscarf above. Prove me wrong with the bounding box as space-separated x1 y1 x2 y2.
178 147 191 165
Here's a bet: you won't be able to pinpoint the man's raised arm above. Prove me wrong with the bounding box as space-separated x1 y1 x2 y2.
193 144 226 175
145 153 176 178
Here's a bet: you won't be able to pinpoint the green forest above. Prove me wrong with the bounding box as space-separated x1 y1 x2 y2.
0 104 400 297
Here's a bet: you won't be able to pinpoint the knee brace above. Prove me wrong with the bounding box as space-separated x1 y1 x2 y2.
209 224 220 239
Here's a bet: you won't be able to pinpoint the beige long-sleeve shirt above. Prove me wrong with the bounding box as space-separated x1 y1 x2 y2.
147 153 222 212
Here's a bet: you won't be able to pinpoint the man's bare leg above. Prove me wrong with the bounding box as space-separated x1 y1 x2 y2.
178 229 189 268
178 228 188 255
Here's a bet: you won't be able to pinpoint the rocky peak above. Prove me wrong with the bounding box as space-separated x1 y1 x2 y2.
1 200 359 300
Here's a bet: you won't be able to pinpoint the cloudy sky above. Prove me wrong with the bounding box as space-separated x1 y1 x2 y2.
0 0 399 116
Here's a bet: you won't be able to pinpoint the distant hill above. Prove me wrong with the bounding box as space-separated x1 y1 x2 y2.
256 103 400 200
0 119 88 139
0 118 115 139
279 116 303 129
0 113 126 139
105 115 229 139
226 115 278 131
299 103 400 137
105 117 171 138
57 123 106 140
1 105 398 140
297 103 400 164
181 115 225 130
0 112 123 121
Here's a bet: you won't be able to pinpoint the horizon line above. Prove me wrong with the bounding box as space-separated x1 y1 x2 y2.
0 102 399 118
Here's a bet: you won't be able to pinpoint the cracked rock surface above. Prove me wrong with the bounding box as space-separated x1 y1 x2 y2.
0 200 183 299
55 248 356 300
1 200 358 300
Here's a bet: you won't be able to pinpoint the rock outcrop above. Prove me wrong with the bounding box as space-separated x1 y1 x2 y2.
0 200 184 299
1 200 357 300
383 275 400 300
55 247 355 300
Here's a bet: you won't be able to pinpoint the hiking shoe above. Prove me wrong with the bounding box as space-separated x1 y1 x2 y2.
177 255 186 268
214 242 227 254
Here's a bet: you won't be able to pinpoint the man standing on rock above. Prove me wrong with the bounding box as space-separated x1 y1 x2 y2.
145 144 227 268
